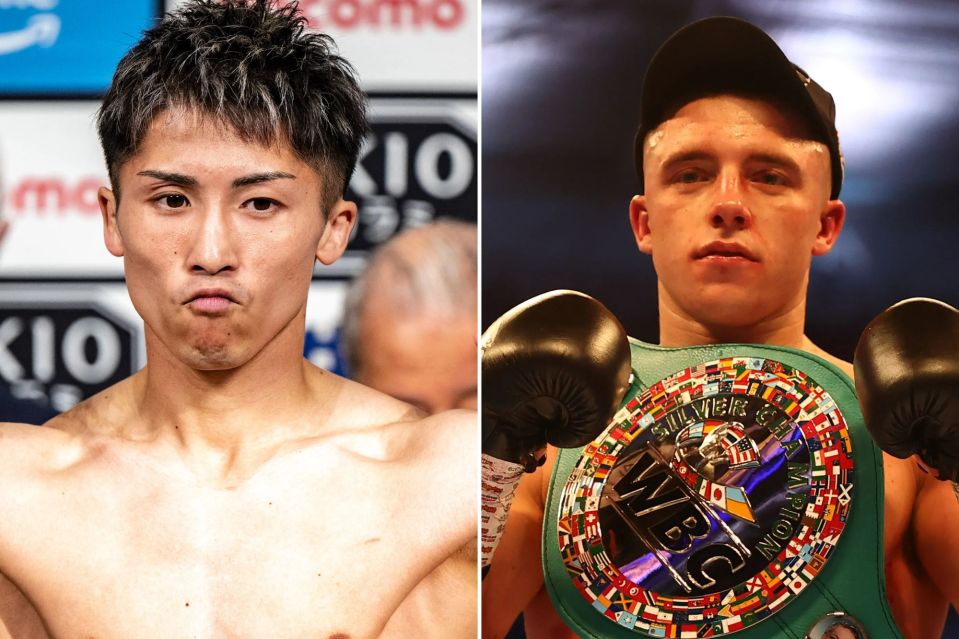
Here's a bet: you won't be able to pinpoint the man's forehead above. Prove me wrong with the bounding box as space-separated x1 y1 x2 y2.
117 106 316 182
644 94 828 156
144 105 290 150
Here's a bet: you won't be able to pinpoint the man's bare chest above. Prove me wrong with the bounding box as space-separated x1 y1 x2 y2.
1 454 433 639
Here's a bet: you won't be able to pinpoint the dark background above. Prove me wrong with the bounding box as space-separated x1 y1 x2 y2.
482 0 959 636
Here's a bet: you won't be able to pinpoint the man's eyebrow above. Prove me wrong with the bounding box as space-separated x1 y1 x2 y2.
232 171 296 188
659 150 713 168
746 153 801 173
136 170 197 187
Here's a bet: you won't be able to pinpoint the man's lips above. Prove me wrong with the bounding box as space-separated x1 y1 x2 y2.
185 288 238 313
693 241 759 262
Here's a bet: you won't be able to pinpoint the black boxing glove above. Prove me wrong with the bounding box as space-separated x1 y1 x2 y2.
854 297 959 482
480 290 632 566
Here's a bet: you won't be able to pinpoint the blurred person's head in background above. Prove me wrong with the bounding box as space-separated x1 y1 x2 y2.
342 220 476 414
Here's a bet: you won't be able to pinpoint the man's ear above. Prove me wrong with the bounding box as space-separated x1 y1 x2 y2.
316 199 357 265
629 195 653 255
99 186 124 257
812 198 846 256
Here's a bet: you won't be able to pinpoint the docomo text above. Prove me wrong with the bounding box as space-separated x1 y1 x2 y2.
295 0 464 30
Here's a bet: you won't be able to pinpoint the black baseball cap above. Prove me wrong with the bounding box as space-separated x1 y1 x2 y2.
635 16 844 199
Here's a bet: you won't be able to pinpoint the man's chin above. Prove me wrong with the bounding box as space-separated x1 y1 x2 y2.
680 288 778 330
180 342 248 371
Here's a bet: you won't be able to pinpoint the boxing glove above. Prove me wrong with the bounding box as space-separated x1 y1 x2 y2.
854 297 959 482
480 290 632 566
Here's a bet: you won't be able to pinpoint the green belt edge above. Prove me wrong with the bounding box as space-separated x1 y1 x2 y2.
542 338 902 639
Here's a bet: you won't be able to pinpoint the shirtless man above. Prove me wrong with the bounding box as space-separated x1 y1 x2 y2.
0 2 474 637
340 220 478 638
482 17 957 639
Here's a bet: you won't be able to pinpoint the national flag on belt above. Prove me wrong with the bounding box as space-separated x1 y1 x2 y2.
768 588 791 611
784 573 807 594
585 517 600 539
616 611 638 629
591 596 611 614
638 607 658 622
731 594 763 615
569 514 584 538
729 437 757 464
607 426 629 443
721 616 745 632
587 537 605 556
745 575 765 592
611 589 634 611
763 565 783 588
572 493 588 513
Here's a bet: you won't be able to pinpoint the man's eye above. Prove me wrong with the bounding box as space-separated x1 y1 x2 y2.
245 198 278 213
756 172 787 186
675 170 705 184
158 194 189 208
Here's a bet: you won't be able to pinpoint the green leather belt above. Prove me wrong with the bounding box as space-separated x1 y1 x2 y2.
542 339 901 639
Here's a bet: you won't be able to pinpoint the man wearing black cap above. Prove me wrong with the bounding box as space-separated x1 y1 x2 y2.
483 16 956 639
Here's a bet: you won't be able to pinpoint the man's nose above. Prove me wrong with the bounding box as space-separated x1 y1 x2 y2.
187 207 238 275
708 171 752 230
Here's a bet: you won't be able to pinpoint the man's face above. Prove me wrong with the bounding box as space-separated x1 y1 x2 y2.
356 301 476 415
823 624 858 639
630 95 845 330
99 109 356 370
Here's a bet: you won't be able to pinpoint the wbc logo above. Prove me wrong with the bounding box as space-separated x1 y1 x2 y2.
557 357 855 636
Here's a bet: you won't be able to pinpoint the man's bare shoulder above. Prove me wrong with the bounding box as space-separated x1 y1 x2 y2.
44 375 140 438
0 421 80 475
315 367 474 463
800 336 854 379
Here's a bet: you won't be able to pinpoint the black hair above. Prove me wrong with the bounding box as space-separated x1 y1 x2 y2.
97 0 368 209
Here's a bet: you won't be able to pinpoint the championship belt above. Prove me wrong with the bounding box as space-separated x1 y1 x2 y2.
542 340 902 639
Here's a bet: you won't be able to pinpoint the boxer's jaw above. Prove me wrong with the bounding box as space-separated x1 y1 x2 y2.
100 107 351 374
631 94 844 342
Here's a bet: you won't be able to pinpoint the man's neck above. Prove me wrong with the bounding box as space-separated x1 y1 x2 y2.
656 290 853 376
126 319 330 480
658 297 808 349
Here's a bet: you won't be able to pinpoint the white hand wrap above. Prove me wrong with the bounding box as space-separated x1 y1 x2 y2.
481 454 526 567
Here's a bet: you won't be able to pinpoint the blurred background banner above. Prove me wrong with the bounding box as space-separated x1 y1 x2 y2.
481 0 959 361
0 0 477 416
0 1 160 97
